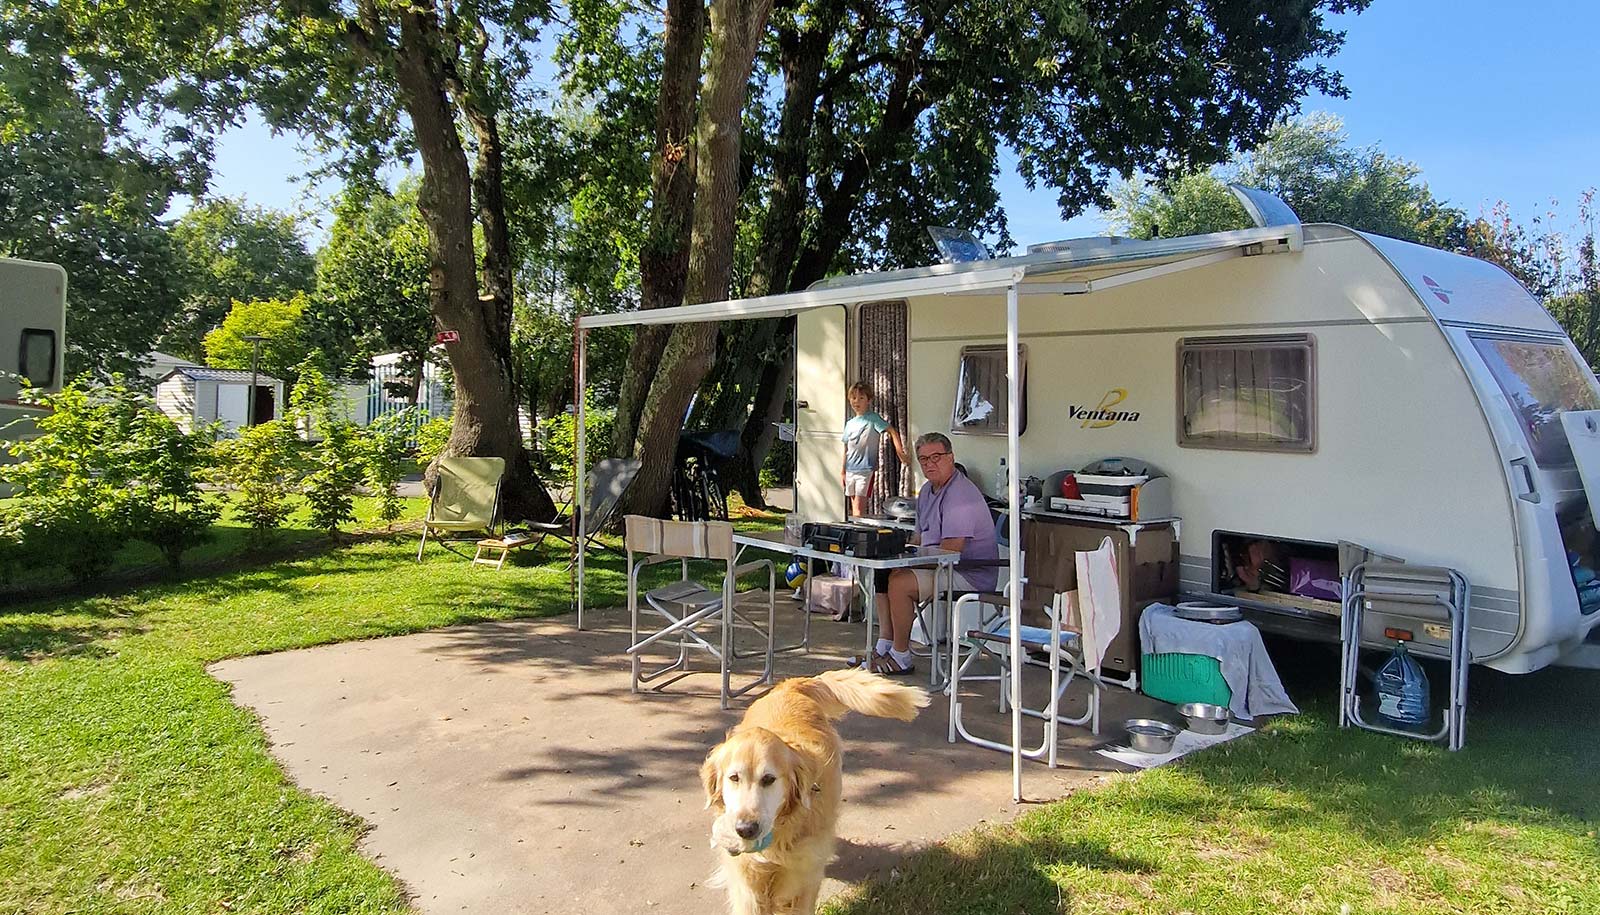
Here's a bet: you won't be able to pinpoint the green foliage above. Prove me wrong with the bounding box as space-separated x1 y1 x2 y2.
1110 173 1254 240
360 408 421 526
1111 114 1468 248
0 380 136 581
167 198 316 361
121 408 221 570
288 362 363 536
0 90 185 377
203 294 310 381
305 181 434 378
416 414 454 469
537 403 614 482
216 420 302 541
0 378 219 581
302 422 363 536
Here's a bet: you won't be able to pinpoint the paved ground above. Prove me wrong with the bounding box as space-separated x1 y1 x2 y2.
212 601 1174 915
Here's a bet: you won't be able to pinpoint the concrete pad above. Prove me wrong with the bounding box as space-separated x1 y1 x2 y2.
212 603 1175 914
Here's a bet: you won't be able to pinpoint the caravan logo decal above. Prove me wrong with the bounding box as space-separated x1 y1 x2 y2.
1422 274 1452 305
1070 389 1140 428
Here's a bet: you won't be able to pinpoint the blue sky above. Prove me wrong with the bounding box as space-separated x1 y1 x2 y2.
200 1 1598 252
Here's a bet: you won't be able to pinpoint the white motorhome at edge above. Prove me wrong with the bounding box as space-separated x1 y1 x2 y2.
0 257 67 467
792 201 1600 676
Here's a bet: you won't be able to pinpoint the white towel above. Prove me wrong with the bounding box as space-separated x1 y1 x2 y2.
1074 537 1121 672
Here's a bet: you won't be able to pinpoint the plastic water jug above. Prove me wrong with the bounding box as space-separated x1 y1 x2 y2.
1374 641 1430 727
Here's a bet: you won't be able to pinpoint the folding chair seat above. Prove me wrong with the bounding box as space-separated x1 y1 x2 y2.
623 515 775 709
525 457 641 562
418 457 506 561
947 535 1118 766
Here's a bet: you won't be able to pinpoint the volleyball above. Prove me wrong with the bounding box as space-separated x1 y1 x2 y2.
784 561 807 590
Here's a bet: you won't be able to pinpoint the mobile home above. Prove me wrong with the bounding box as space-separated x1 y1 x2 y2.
790 209 1600 676
0 257 67 469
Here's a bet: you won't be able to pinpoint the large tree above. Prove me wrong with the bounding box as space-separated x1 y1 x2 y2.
166 198 316 362
5 0 563 519
592 0 1372 511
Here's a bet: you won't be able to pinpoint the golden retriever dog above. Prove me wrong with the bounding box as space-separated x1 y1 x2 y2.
700 668 929 915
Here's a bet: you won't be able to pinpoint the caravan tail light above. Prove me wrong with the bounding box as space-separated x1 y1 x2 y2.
1384 627 1414 642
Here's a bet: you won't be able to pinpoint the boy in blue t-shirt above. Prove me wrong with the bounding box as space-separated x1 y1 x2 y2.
842 381 908 517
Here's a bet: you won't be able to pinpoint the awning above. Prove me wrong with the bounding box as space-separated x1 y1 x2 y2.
577 223 1301 330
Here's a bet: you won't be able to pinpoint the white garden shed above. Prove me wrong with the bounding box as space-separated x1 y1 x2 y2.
154 366 285 434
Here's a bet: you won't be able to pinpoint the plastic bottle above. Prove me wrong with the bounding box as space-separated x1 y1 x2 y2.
1374 641 1430 727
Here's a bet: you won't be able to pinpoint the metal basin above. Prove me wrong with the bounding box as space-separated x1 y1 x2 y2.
1123 718 1180 754
1177 702 1232 735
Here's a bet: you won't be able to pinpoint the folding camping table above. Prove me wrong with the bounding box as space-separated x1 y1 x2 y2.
731 530 959 685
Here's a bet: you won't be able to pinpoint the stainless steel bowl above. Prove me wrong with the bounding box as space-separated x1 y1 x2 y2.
1123 718 1180 754
1176 702 1232 735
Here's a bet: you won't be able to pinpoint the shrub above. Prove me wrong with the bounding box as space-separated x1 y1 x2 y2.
361 408 419 526
217 420 301 541
538 403 614 482
0 379 141 582
121 408 220 570
290 362 363 536
415 413 453 468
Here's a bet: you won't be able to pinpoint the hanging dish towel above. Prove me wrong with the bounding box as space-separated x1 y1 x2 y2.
1074 537 1121 672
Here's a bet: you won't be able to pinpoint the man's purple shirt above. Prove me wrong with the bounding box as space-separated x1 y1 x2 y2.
915 470 998 591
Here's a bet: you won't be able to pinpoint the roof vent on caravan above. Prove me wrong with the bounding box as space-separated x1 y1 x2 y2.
926 226 991 264
1226 184 1301 228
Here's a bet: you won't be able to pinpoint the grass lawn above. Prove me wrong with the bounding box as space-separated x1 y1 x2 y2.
2 497 1597 914
826 649 1600 915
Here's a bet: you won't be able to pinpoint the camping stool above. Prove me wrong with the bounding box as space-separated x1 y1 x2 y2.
623 515 775 709
1340 562 1470 751
472 534 534 570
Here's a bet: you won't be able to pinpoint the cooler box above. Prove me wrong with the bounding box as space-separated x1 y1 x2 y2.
1140 652 1232 707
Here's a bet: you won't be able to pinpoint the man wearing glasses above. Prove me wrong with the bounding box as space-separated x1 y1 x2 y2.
859 432 998 676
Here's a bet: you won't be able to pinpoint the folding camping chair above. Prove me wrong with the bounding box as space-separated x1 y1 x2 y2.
624 515 775 709
1340 562 1470 751
947 537 1116 767
417 457 506 561
523 457 642 562
908 511 1012 689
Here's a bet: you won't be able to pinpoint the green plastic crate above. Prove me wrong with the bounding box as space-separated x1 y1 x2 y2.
1141 652 1232 707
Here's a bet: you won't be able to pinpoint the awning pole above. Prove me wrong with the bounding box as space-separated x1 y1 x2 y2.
575 324 589 630
1006 281 1022 802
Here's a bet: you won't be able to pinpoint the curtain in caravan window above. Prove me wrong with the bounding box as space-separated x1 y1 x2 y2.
952 344 1026 436
858 301 910 515
1181 336 1312 450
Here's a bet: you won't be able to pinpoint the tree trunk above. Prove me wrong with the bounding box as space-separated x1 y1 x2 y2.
620 0 777 517
391 8 554 520
613 0 705 456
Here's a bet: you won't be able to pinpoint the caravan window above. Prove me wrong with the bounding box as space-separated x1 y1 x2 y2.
950 344 1027 436
1179 335 1315 451
1471 336 1600 466
18 329 55 388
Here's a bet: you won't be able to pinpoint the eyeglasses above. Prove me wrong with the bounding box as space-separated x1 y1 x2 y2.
916 451 951 466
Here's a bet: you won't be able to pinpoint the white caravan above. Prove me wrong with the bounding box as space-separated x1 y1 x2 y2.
793 207 1600 675
0 257 67 465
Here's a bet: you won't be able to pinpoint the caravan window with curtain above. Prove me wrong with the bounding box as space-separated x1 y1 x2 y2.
950 344 1026 436
1179 335 1315 451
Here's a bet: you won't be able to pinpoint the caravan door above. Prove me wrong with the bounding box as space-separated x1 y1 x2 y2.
1453 329 1600 668
795 306 847 521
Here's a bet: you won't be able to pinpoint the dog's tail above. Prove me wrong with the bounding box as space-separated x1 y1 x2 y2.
807 668 931 722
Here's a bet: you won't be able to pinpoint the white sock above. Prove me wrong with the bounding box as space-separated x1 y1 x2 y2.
875 638 893 656
890 648 914 667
